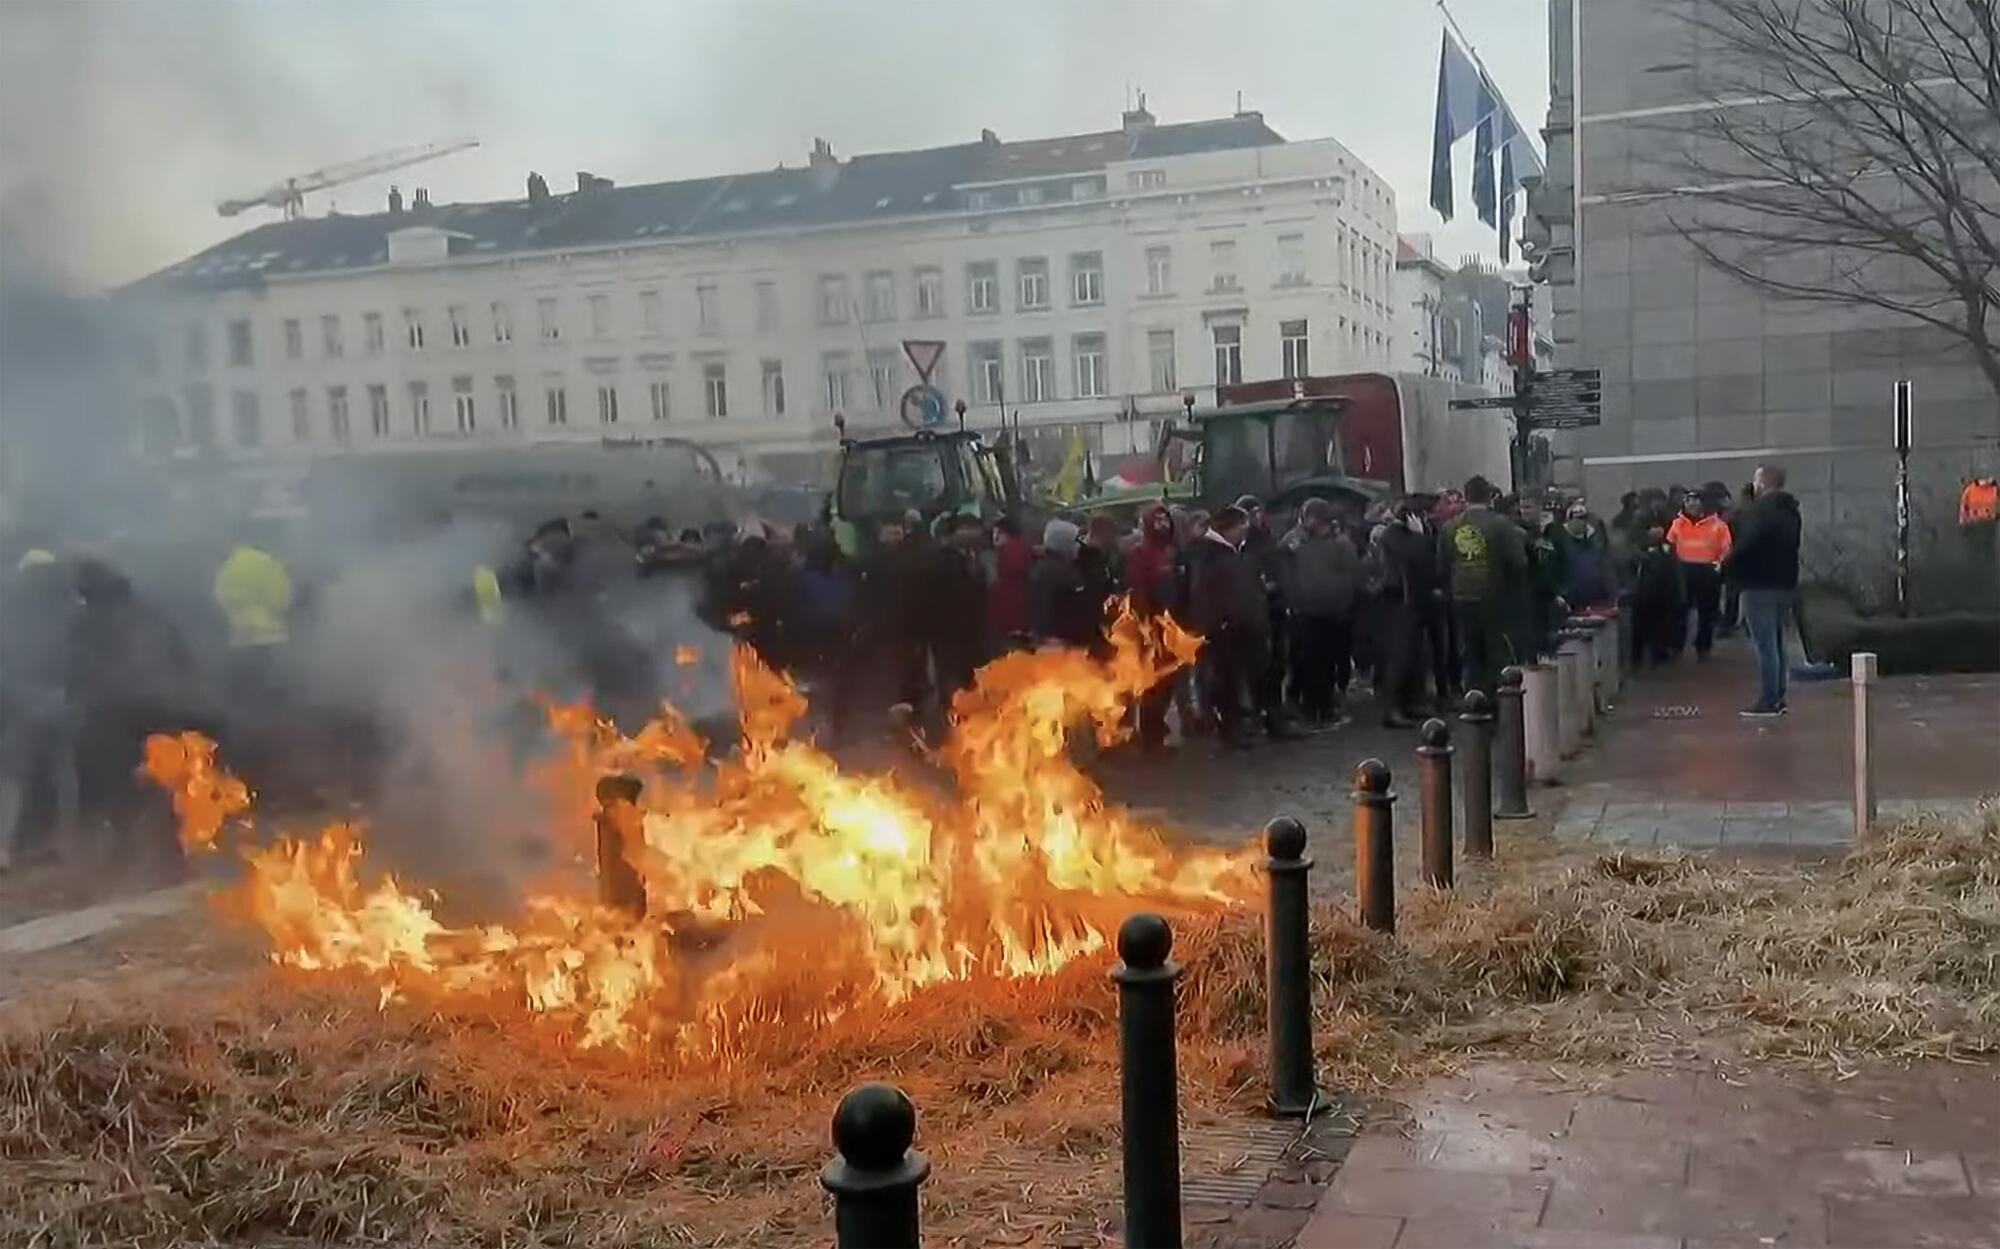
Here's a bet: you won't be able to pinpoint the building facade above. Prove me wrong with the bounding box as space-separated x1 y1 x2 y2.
120 105 1402 493
1540 0 1997 570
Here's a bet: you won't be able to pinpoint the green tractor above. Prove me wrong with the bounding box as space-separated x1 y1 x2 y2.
1160 395 1388 518
828 419 1025 556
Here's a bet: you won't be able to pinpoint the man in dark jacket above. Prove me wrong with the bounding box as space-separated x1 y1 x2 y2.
1725 463 1803 717
853 516 933 725
1280 498 1362 725
1444 476 1530 695
1191 506 1284 746
930 514 992 702
1125 505 1182 749
0 553 80 870
1375 499 1449 726
1029 518 1097 649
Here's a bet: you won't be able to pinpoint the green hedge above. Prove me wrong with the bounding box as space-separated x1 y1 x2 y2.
1803 588 2000 675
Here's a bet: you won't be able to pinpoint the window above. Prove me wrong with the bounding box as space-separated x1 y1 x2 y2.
761 359 786 417
1145 246 1172 296
587 294 610 338
648 379 672 422
967 262 998 314
1071 178 1098 200
970 341 1003 403
449 305 471 348
226 319 253 366
1020 337 1054 402
1277 233 1307 285
1072 333 1107 398
183 383 216 447
754 280 779 332
492 301 513 344
454 376 476 432
327 386 350 442
288 388 309 442
404 308 426 350
1213 324 1243 385
597 383 620 425
545 383 568 425
1071 251 1103 305
818 275 850 324
1017 257 1049 310
864 270 896 322
282 319 303 361
537 297 560 341
1281 319 1310 379
822 352 851 411
868 349 898 407
363 312 384 355
914 267 942 317
1209 240 1240 292
1019 185 1045 205
966 190 992 211
696 284 719 333
496 376 519 429
368 384 390 436
1147 330 1177 392
141 397 178 454
1127 168 1166 190
231 390 262 449
639 289 662 335
703 363 727 419
409 381 431 434
185 323 209 369
321 315 343 359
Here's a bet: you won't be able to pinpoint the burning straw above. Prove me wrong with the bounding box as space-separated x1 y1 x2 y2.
4 806 1994 1247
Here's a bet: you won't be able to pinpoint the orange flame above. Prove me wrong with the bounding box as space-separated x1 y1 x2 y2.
142 602 1254 1054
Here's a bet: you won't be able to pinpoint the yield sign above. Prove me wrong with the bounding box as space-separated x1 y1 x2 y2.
902 339 946 383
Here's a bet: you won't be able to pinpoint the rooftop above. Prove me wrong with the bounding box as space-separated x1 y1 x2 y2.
137 111 1287 294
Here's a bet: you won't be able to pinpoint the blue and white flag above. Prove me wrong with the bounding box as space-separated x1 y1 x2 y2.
1428 25 1544 257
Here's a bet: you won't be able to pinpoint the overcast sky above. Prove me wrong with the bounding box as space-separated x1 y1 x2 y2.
0 0 1547 290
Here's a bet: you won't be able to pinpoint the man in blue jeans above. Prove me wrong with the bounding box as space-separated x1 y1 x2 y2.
1724 464 1803 718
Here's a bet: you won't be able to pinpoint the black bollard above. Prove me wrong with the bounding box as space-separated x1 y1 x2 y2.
1493 666 1534 821
1352 759 1396 934
1262 817 1320 1118
821 1082 931 1249
593 774 647 916
1458 690 1495 859
1416 720 1454 890
1112 913 1183 1249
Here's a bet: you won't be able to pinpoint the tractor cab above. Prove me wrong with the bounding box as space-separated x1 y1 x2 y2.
1161 395 1387 517
829 425 1019 555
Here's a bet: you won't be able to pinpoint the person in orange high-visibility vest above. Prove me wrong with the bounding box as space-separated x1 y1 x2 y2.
1963 476 1999 564
1666 492 1732 658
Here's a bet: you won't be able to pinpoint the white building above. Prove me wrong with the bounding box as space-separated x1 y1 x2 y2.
1393 234 1467 383
119 103 1401 490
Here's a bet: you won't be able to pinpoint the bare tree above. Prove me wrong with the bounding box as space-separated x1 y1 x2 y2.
1663 0 2000 398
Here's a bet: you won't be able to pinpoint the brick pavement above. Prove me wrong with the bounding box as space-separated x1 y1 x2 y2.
1300 1061 2000 1248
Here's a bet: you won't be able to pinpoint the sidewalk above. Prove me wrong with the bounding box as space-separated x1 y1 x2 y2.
1549 641 1996 852
1301 1062 2000 1248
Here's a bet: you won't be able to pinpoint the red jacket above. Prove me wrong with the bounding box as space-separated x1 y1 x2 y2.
1125 533 1177 615
988 536 1035 636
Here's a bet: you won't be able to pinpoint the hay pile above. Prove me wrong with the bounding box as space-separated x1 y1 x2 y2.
4 808 1994 1247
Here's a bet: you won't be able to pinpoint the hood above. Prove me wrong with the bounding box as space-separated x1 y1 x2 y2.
1041 518 1080 557
1763 490 1799 514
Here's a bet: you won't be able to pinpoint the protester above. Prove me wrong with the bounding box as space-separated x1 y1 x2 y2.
1629 521 1685 667
1029 518 1097 650
852 515 932 727
1191 506 1291 746
988 516 1035 647
1373 497 1449 727
1561 502 1616 610
0 552 80 871
1124 504 1182 749
930 514 991 701
1517 492 1570 658
1279 498 1362 727
1726 463 1803 718
1443 475 1529 695
1665 490 1731 659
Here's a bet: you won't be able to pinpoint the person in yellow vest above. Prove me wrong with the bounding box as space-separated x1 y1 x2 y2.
472 563 507 625
213 543 293 649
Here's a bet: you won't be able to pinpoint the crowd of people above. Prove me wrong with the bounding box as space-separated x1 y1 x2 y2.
0 462 1804 875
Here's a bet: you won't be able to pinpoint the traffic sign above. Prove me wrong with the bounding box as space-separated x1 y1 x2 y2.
899 384 947 429
1448 395 1518 410
902 339 946 383
1525 413 1603 430
1542 367 1601 384
1530 381 1601 396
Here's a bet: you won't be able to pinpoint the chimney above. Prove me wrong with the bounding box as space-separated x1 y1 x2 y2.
1121 90 1155 134
809 137 839 192
980 127 999 147
387 185 404 214
527 171 550 204
575 171 614 194
412 187 431 211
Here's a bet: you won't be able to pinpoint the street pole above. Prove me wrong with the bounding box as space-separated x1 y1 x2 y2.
1894 379 1913 617
1507 287 1535 495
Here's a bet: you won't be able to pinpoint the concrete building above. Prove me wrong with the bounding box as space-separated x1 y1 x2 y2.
1393 234 1473 383
118 103 1402 499
1540 0 1997 569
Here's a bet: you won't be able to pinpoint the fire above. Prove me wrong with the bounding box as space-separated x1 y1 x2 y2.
142 602 1255 1055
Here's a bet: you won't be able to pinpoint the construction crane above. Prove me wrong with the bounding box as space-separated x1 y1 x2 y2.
216 137 481 219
